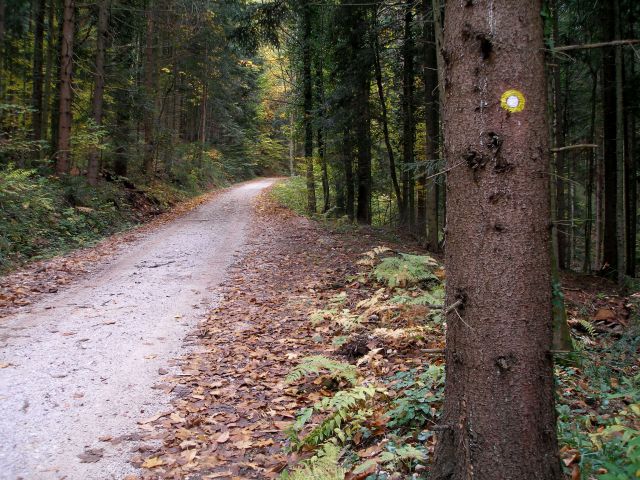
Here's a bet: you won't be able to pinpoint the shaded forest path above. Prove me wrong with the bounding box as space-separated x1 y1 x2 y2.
0 179 275 480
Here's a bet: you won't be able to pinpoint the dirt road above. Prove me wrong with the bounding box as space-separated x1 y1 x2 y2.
0 179 275 480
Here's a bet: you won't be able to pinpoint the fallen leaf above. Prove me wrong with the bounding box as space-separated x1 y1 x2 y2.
78 448 104 463
594 308 615 321
216 431 230 443
205 472 233 479
138 411 170 424
142 456 164 469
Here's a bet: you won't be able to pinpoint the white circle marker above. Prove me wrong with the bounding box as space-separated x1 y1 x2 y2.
506 95 520 109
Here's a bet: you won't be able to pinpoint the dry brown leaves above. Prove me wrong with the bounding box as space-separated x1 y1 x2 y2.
131 193 411 479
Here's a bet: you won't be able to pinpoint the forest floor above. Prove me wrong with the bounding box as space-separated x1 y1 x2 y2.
0 180 636 480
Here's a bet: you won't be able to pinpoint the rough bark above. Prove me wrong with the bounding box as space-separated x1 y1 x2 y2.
432 1 562 478
87 0 109 185
55 0 74 175
302 1 316 215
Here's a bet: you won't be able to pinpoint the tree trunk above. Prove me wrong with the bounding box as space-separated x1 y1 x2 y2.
432 1 562 478
601 3 618 274
373 34 403 218
50 1 62 157
343 127 355 221
289 112 295 176
423 0 439 251
55 0 74 175
87 0 109 185
316 59 330 213
142 3 155 175
584 68 598 273
302 1 316 215
595 142 604 269
0 0 5 51
352 5 372 225
42 0 55 144
551 0 568 270
614 0 626 284
402 3 416 230
32 0 45 145
625 57 637 277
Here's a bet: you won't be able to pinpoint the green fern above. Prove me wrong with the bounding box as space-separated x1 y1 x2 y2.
390 291 441 306
281 443 346 480
578 318 596 336
289 385 377 450
380 444 427 468
286 356 358 386
374 253 439 288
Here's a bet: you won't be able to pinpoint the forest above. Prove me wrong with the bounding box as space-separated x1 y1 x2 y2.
0 0 639 479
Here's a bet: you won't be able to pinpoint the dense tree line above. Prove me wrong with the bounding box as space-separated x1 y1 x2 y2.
262 0 638 284
0 0 283 185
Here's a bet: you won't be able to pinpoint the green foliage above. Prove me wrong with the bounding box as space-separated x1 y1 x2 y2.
286 356 358 386
281 443 346 480
379 444 427 470
386 365 445 430
288 385 378 450
0 167 132 271
390 286 445 307
556 323 640 479
271 176 313 216
373 254 439 288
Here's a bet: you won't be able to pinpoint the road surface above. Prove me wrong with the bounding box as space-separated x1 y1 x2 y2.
0 179 275 480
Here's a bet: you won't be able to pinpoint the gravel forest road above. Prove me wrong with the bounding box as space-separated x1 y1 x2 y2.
0 179 275 480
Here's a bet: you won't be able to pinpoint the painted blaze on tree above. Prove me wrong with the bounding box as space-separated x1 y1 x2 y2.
432 1 563 479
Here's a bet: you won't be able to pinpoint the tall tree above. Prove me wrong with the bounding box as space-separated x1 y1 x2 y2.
55 0 74 175
422 0 439 250
350 1 373 225
302 0 316 215
601 2 619 274
401 2 415 228
87 0 109 185
432 1 562 478
142 3 155 174
31 0 45 145
373 31 403 218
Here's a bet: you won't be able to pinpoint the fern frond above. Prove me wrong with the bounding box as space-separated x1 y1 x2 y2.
578 318 596 336
286 356 358 385
284 443 346 480
374 253 440 288
300 386 377 448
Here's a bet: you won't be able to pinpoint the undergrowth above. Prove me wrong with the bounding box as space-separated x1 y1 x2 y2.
0 165 228 273
281 246 639 480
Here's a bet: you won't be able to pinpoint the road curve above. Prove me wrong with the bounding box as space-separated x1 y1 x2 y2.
0 179 275 480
